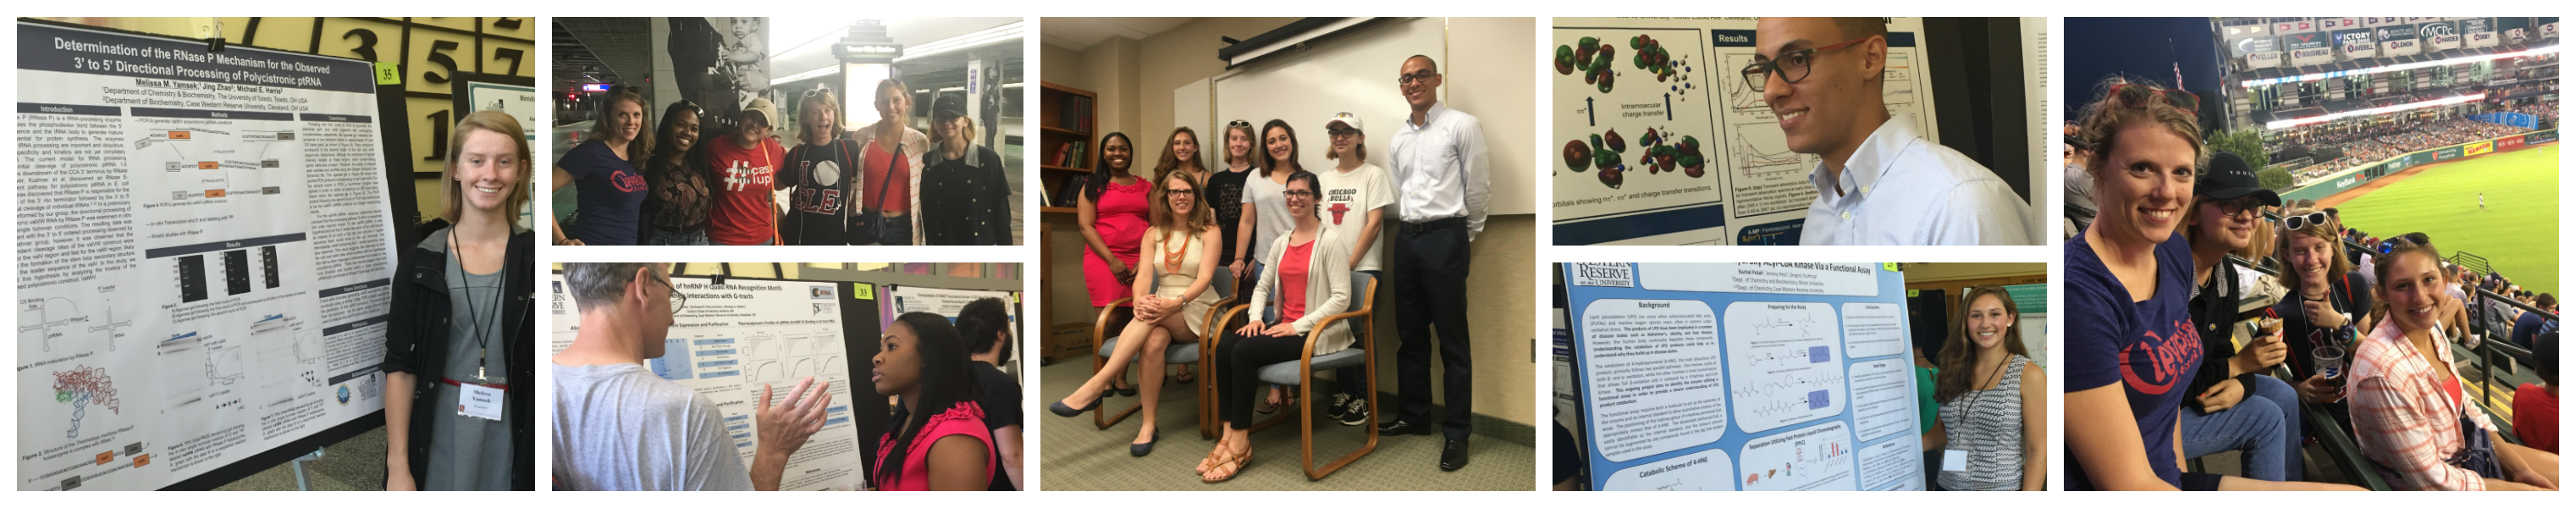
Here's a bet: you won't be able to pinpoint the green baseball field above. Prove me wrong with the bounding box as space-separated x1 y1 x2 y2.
2325 144 2557 295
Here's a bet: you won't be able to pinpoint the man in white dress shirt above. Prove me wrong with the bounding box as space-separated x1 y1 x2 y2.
1382 54 1487 472
1749 17 2033 246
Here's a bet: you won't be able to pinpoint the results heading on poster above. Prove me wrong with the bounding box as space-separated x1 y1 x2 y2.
549 273 866 490
1560 262 1924 491
16 21 400 491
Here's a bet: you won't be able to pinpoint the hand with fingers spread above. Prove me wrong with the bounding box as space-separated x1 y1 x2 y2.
749 376 833 490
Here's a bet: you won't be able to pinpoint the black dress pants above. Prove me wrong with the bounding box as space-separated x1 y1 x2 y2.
1215 325 1307 428
1391 221 1473 439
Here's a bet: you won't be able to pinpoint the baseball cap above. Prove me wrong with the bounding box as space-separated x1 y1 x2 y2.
741 97 779 127
2193 151 2281 206
1324 111 1363 133
930 94 968 120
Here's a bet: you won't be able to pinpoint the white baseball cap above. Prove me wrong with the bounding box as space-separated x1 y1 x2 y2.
1324 111 1362 133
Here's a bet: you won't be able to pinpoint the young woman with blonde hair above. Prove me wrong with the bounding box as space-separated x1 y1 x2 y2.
1050 169 1222 457
385 111 538 490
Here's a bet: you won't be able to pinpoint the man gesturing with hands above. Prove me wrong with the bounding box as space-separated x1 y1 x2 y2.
553 262 834 490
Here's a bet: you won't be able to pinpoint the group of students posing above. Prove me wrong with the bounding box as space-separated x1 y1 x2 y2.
1048 54 1492 483
554 80 1012 246
2064 78 2561 491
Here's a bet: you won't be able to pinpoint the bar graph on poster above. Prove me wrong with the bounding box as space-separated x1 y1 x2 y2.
1549 18 1941 245
549 273 865 490
1559 262 1923 490
16 21 400 491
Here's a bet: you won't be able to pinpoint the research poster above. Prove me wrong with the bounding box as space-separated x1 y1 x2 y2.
1550 18 1941 245
548 273 866 490
17 21 400 490
882 285 1018 329
1559 262 1923 491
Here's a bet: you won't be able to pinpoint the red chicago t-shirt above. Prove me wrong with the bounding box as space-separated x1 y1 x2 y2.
705 136 785 246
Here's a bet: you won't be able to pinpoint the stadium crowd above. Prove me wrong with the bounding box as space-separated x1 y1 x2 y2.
2065 76 2560 490
2284 118 2540 185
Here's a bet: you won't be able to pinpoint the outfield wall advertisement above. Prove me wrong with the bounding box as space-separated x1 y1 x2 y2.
2278 129 2557 204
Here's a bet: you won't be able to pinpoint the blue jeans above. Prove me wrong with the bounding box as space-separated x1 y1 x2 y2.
644 229 709 246
2180 374 2303 481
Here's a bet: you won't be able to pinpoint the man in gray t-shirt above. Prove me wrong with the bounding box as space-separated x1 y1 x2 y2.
552 263 831 490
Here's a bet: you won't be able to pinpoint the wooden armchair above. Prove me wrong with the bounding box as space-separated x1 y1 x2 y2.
1205 272 1382 480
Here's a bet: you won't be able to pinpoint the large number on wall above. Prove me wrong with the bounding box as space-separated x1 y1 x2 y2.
218 18 538 221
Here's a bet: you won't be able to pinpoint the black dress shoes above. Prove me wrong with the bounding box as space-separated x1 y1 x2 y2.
1375 419 1430 436
1439 439 1470 471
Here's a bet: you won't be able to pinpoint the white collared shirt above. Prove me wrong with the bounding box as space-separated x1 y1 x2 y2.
1800 113 2033 246
1387 102 1491 240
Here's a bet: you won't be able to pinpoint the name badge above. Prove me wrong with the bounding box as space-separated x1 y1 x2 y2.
1941 450 1969 472
458 383 505 421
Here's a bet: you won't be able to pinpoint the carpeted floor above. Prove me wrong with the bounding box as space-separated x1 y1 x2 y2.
1038 360 1532 490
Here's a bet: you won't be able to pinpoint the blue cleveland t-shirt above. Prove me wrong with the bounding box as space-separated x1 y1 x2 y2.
2064 231 2203 489
559 140 646 246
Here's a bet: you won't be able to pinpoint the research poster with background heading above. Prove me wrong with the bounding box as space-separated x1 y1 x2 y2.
549 273 865 490
17 21 399 491
1558 262 1923 491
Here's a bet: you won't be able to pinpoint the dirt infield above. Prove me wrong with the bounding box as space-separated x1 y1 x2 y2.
2315 159 2442 208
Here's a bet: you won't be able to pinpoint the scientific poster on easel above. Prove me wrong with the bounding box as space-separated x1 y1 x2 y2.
547 273 864 490
16 21 399 490
1558 262 1923 490
1549 18 1941 245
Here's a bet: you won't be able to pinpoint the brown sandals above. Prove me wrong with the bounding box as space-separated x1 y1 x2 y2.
1200 446 1252 483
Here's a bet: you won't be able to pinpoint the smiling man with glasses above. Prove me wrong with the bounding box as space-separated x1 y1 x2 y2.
1385 54 1489 472
551 262 830 490
1750 18 2033 246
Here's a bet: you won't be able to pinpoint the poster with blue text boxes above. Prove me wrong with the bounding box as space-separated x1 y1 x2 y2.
1561 262 1922 491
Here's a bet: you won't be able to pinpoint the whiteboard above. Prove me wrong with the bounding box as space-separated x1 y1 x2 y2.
1209 17 1536 215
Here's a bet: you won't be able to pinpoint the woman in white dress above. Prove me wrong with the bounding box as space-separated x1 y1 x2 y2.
1050 169 1222 457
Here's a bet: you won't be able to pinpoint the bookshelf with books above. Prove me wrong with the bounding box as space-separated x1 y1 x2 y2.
1038 81 1096 356
1038 81 1096 213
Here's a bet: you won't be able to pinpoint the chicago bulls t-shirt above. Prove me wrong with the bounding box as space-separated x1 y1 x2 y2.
2064 231 2202 489
1314 163 1394 273
558 140 647 246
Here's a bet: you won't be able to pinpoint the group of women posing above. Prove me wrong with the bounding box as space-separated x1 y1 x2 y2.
1050 113 1395 483
553 81 1012 246
2064 78 2559 490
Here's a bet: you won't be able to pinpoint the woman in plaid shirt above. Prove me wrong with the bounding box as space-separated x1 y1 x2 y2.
2349 238 2561 490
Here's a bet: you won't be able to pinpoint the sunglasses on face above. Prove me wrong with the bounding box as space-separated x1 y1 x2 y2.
2204 196 2261 217
2283 212 2330 231
1740 36 1873 92
2109 83 2199 113
1397 69 1438 86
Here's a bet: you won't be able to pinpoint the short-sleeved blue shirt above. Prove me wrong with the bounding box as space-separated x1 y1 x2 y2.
558 140 646 246
2064 231 2203 489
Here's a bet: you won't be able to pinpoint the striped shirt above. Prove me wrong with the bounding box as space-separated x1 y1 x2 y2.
2350 319 2496 490
1937 355 2028 490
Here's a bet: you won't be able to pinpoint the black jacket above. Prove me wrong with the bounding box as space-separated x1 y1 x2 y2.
2184 262 2259 412
381 220 537 490
920 144 1012 246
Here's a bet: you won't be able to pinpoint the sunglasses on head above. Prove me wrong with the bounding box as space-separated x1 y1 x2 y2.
2109 83 2198 113
2283 212 2330 231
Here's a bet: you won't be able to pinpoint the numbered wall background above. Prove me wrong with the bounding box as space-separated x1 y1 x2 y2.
212 17 541 222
